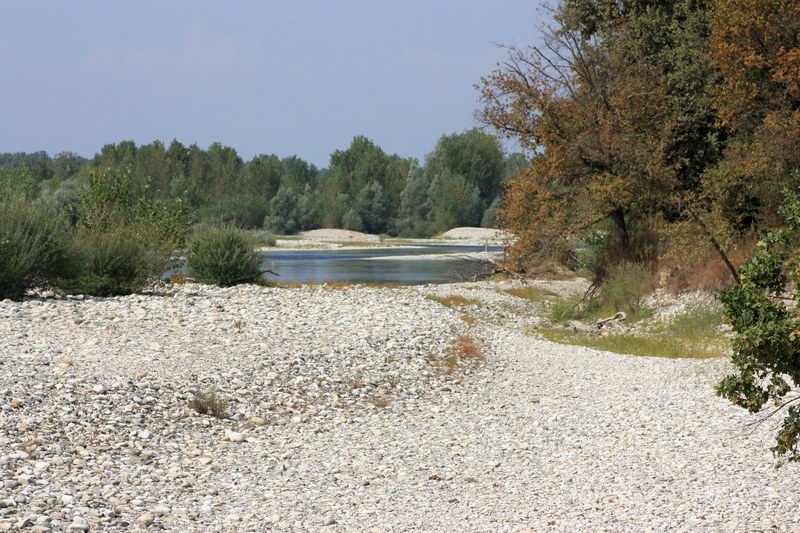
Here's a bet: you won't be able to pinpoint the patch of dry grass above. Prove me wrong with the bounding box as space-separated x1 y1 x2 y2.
448 334 484 359
501 286 558 302
426 294 481 308
460 314 478 326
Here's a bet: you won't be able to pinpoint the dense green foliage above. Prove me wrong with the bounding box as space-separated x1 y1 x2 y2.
59 166 190 296
0 161 190 297
717 188 800 461
1 129 525 297
0 192 73 300
55 226 152 297
186 226 264 287
1 130 525 241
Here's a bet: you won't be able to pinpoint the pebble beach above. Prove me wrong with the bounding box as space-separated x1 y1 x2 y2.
1 280 799 532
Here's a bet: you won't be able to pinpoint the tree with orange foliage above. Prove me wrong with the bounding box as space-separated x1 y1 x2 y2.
479 1 717 274
700 0 800 242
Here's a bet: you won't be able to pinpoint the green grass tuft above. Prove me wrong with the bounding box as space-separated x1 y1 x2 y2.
539 304 729 359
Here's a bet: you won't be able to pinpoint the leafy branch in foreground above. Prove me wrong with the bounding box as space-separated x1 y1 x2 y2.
717 188 800 462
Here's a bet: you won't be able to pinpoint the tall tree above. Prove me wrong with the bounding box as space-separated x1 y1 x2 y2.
320 136 412 232
206 142 244 202
427 170 482 233
280 155 318 191
480 0 717 271
425 129 504 206
52 152 87 182
135 141 171 199
243 154 282 199
709 0 800 462
699 0 800 245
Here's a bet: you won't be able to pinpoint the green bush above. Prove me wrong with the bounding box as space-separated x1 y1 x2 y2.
186 226 263 286
51 166 191 296
248 230 277 248
0 194 73 300
573 218 661 283
54 226 150 296
548 295 600 324
599 261 656 313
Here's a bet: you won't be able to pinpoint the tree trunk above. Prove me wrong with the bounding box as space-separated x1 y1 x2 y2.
610 206 630 249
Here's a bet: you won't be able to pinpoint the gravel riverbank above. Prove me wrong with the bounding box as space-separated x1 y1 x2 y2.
1 282 799 532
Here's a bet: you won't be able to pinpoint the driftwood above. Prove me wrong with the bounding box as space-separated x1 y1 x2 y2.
569 311 627 333
596 311 626 327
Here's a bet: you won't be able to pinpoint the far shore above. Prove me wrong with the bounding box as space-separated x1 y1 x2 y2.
262 227 511 252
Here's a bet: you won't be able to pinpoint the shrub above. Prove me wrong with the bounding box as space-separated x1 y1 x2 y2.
717 225 800 461
599 261 656 313
0 194 73 300
55 226 150 297
55 166 191 296
249 230 277 248
189 388 228 417
186 226 263 286
573 217 661 283
548 295 600 324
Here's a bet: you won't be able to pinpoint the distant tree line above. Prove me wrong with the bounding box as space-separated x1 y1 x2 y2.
0 130 527 238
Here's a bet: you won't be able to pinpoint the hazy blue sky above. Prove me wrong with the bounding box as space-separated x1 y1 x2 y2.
0 1 545 167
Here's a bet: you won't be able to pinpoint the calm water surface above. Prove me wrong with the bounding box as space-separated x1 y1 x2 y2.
261 244 502 285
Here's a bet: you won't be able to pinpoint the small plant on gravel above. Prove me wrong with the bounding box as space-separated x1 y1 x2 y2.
367 393 390 408
351 372 365 390
460 314 478 326
426 294 481 308
189 388 228 418
443 334 487 374
449 334 485 360
443 353 460 373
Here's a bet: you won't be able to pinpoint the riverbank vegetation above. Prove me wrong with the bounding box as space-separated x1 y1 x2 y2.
480 0 800 461
0 129 523 297
0 129 524 242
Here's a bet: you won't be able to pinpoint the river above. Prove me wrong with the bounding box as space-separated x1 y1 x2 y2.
261 244 502 284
